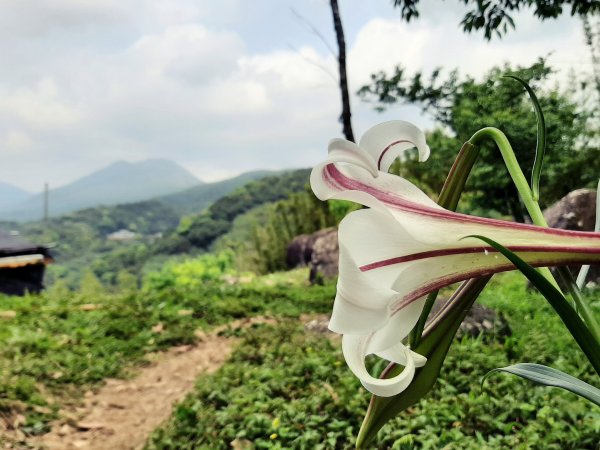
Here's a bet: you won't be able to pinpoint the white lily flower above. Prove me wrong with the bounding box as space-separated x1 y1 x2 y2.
310 120 600 397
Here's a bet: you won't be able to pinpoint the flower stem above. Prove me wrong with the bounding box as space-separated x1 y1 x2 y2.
468 127 600 343
468 127 558 287
410 142 480 348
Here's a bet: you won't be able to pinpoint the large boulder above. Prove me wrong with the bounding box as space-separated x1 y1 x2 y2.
309 228 339 283
286 228 336 269
544 188 596 231
543 188 599 286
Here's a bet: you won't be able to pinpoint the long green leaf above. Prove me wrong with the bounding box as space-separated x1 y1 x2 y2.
468 235 600 376
503 75 546 201
484 363 600 406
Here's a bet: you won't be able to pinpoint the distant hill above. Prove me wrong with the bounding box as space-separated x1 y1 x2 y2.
1 159 200 221
157 170 277 215
0 182 30 211
155 168 311 254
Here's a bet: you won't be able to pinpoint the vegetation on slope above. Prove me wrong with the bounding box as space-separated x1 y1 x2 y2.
157 170 277 216
0 263 333 436
147 273 600 449
156 169 311 255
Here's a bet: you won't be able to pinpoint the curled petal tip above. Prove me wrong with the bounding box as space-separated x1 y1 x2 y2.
359 120 430 171
418 144 431 162
343 335 418 397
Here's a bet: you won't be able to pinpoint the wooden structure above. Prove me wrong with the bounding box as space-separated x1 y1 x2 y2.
0 230 53 295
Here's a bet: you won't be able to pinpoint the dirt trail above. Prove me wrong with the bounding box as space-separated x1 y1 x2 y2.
31 317 275 450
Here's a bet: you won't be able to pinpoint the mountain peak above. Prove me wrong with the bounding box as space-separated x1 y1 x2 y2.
1 159 201 221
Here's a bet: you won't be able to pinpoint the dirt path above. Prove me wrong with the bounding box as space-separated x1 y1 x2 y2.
30 317 275 450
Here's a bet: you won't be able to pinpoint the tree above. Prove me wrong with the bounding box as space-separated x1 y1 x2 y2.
359 60 600 219
329 0 354 141
391 0 600 39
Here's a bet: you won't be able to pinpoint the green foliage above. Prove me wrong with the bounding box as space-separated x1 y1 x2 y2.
1 200 180 288
143 251 235 291
158 170 276 216
486 363 600 406
391 0 600 40
157 169 311 255
147 273 600 449
2 170 314 288
0 269 335 434
146 322 364 450
361 60 599 219
216 191 356 274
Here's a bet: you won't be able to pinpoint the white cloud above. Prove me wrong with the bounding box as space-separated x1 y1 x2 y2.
3 130 34 155
349 15 587 86
0 1 591 192
0 0 127 38
0 78 83 129
130 25 245 84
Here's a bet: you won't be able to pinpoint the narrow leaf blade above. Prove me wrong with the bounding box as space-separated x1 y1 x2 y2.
503 75 546 201
485 363 600 406
467 235 600 376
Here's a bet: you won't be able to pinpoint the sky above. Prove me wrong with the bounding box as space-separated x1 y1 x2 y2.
0 0 592 192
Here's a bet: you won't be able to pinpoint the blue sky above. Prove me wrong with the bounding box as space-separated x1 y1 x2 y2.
0 0 590 192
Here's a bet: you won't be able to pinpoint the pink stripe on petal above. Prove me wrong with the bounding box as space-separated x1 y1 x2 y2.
326 164 600 240
360 245 600 272
389 255 600 314
377 140 413 170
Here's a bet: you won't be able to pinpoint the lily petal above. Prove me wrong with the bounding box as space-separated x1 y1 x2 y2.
343 334 420 397
359 120 431 170
311 119 600 398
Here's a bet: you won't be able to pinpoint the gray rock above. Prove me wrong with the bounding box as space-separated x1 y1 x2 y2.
543 189 599 286
429 301 511 339
286 228 335 269
309 228 339 284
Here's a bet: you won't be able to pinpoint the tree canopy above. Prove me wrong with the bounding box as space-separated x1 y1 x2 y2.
359 59 599 219
391 0 600 39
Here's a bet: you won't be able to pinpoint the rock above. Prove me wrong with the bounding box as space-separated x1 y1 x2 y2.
286 228 336 269
543 188 599 286
429 301 511 339
308 228 339 284
304 302 510 341
544 189 596 231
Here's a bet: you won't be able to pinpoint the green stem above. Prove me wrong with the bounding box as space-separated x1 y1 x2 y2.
468 127 600 343
468 128 558 288
410 142 480 348
559 267 600 343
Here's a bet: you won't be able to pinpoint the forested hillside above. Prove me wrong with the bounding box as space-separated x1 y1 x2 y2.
2 169 313 287
157 170 277 215
155 169 312 254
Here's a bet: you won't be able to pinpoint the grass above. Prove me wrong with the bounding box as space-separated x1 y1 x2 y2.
0 269 334 435
146 273 600 449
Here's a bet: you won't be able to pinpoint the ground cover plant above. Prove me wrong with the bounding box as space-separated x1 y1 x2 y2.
0 265 333 436
146 273 600 449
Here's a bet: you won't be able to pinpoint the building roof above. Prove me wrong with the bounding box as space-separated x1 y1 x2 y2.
0 229 52 260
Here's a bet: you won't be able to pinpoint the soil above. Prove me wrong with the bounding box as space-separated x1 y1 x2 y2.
20 317 276 450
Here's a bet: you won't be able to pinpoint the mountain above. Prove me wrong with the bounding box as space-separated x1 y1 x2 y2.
157 169 278 215
1 159 201 221
0 182 30 210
